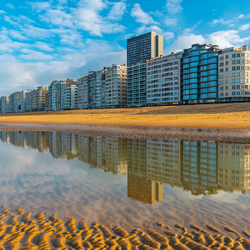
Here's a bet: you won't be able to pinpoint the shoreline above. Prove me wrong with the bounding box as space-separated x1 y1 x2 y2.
0 123 250 142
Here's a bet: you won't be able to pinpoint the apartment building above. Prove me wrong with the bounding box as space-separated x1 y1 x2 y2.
147 139 181 186
218 45 250 102
1 96 9 113
147 53 182 106
25 91 32 112
181 140 218 195
31 87 48 112
96 68 107 108
48 80 64 111
7 92 21 113
77 72 95 109
105 64 127 107
181 44 221 104
218 142 250 194
127 31 163 67
127 62 147 107
20 90 31 112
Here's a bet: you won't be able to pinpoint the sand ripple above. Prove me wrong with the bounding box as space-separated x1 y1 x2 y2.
1 205 250 250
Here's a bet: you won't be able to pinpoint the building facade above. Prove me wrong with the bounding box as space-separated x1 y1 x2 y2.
147 53 182 106
218 45 250 102
127 62 147 107
181 44 221 104
31 87 48 112
105 64 127 108
127 31 163 67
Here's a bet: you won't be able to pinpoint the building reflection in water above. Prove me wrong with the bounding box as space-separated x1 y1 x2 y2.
0 131 250 204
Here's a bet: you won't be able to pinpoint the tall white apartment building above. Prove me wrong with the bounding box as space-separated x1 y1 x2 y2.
147 54 181 106
77 73 92 109
218 45 250 102
61 83 77 110
105 64 127 107
1 96 9 113
96 68 107 108
20 90 31 112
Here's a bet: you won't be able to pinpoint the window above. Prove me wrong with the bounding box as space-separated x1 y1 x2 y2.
220 69 224 72
219 56 224 60
225 86 228 90
232 54 236 58
225 67 228 72
237 53 241 58
225 80 228 84
219 81 223 85
225 73 228 78
219 74 224 79
232 66 236 71
225 55 228 59
232 60 236 64
219 62 224 66
183 58 190 63
225 61 229 65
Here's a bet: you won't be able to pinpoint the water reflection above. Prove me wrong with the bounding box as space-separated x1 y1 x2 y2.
0 131 250 205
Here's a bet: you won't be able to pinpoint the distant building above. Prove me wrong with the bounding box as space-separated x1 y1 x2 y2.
21 90 31 112
127 31 163 67
1 96 9 113
31 87 48 112
96 68 107 108
77 72 95 109
218 45 250 102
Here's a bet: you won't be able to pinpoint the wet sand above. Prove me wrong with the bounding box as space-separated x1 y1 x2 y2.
1 103 250 129
1 205 250 250
0 123 250 142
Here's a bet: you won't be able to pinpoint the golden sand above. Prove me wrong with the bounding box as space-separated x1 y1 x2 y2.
1 103 250 129
1 205 250 250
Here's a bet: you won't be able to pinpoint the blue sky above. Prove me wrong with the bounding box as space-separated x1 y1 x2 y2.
0 0 250 96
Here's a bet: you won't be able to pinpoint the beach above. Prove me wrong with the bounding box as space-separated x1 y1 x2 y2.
1 205 250 250
1 103 250 129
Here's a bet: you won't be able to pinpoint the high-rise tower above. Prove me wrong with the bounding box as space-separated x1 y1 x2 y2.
127 31 163 67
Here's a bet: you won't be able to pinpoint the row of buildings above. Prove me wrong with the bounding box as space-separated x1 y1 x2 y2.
1 31 250 113
1 130 250 204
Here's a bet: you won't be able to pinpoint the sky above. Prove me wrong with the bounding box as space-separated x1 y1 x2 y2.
0 0 250 96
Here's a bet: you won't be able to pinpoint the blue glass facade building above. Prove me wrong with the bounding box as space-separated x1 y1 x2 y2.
181 44 222 104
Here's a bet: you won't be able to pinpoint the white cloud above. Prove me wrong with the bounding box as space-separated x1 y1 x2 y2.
166 0 183 15
19 49 54 61
33 42 54 52
0 10 6 14
108 2 126 20
30 2 50 12
164 18 177 26
165 29 250 55
130 4 156 25
211 18 231 25
6 3 15 9
3 16 20 26
237 14 245 19
239 23 250 31
9 30 27 40
165 33 206 54
136 25 174 41
208 30 250 48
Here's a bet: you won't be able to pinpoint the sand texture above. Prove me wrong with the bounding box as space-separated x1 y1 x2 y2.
1 103 250 129
0 123 250 142
1 205 250 250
